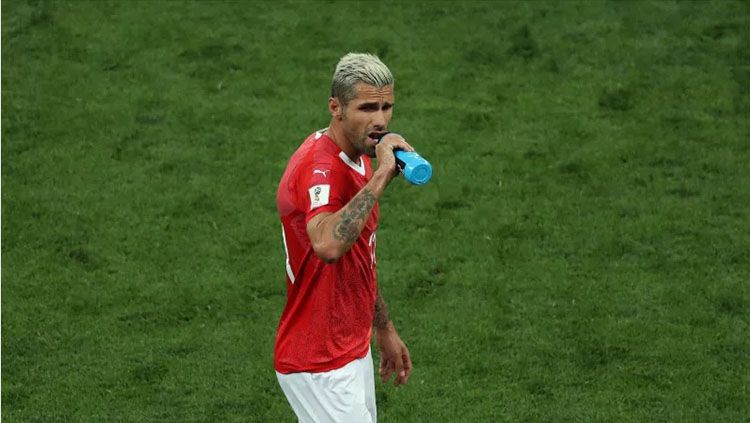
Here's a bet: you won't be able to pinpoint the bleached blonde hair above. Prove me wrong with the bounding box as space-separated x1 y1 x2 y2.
331 53 394 105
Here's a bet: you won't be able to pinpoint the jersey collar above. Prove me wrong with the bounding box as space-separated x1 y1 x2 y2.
316 128 366 176
337 151 365 176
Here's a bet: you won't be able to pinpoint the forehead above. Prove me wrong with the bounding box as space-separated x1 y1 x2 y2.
351 83 394 103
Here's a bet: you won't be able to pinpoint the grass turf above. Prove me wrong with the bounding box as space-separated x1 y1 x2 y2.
2 0 749 421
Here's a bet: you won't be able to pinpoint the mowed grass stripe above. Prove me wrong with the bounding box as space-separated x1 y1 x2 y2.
3 1 748 421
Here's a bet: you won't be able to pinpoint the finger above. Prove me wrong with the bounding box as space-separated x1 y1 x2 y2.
380 359 394 383
383 134 415 152
400 348 412 384
393 354 405 387
399 140 415 152
390 139 414 153
381 133 404 145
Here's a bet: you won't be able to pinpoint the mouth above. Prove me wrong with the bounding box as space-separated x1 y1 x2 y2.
368 131 387 143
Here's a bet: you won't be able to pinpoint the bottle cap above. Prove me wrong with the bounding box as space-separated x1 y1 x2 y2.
396 151 432 185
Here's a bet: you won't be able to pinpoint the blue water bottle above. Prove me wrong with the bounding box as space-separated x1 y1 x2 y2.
377 132 432 185
394 150 432 185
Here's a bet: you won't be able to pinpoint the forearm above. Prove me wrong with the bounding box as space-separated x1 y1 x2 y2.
312 171 389 260
374 291 391 330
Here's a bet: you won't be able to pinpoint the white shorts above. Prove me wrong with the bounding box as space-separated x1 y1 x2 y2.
276 349 377 423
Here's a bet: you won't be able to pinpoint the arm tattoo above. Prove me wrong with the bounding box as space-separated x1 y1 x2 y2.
374 292 390 329
333 188 376 246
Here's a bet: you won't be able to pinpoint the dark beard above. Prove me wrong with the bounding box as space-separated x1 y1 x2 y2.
350 131 375 157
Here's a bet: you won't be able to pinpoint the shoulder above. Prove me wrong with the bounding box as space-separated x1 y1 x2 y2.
288 131 334 173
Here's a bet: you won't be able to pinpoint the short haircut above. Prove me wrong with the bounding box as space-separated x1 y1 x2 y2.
331 53 394 105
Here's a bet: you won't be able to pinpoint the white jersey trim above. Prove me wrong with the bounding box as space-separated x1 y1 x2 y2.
281 227 295 284
338 151 365 176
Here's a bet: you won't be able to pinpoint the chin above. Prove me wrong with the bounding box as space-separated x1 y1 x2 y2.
358 138 378 157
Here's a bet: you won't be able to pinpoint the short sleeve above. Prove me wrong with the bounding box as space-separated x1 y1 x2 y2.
295 161 346 224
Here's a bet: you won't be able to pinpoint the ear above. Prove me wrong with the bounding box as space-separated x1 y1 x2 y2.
329 97 343 120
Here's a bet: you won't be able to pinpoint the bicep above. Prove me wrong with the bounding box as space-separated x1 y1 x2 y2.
306 212 333 246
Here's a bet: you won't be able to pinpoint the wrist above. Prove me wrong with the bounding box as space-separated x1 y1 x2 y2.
376 320 396 333
369 169 391 195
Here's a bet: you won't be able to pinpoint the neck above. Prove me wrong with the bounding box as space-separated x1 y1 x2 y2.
326 120 359 161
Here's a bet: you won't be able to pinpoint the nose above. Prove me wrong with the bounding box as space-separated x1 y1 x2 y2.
373 110 387 130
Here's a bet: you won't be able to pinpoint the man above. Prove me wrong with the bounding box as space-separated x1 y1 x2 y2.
275 53 413 422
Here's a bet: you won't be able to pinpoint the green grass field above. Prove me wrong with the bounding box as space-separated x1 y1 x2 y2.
3 0 749 421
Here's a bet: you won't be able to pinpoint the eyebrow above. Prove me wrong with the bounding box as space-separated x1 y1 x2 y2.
358 101 394 110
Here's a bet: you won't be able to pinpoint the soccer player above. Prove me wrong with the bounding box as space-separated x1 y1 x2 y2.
275 53 413 422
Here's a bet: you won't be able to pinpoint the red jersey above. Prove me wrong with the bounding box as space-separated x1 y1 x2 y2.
275 129 379 374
